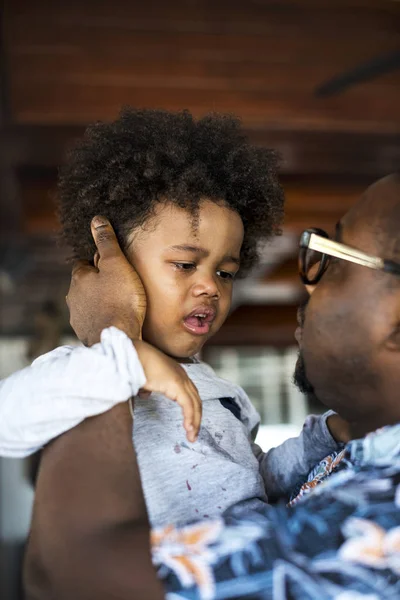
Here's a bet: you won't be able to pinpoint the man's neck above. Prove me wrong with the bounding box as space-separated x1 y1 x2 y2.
348 414 400 441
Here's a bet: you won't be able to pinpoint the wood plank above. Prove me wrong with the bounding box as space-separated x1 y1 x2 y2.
7 0 400 29
4 0 400 129
17 166 369 236
4 126 398 179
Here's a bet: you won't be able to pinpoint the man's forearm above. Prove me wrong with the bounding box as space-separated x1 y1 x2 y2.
24 403 163 600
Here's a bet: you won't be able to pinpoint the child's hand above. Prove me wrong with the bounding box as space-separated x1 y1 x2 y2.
326 413 351 444
133 339 202 442
66 216 147 346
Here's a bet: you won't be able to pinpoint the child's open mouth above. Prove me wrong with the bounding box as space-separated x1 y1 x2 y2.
183 306 216 336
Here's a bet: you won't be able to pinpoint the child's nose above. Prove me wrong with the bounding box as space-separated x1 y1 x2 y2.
191 274 220 299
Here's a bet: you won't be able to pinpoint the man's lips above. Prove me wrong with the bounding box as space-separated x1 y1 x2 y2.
183 305 216 336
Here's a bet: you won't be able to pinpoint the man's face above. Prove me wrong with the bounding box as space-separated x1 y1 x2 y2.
294 176 400 430
127 200 244 360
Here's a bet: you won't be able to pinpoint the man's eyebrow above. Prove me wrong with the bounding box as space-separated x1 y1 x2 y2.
335 222 343 242
167 244 240 265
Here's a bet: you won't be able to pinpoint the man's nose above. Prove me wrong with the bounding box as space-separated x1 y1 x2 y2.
305 283 316 296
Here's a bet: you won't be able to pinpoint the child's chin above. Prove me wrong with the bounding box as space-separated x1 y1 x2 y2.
164 339 205 361
142 327 207 360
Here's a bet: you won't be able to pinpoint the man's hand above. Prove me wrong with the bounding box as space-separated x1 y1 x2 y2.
66 216 147 346
133 340 202 442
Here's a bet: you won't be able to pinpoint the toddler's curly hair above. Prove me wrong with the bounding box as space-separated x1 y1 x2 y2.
58 108 284 275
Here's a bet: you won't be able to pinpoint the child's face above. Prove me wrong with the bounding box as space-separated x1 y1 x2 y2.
127 199 244 360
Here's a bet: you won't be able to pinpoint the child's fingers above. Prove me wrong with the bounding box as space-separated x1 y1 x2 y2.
139 380 199 441
189 381 202 434
175 384 201 443
182 385 202 442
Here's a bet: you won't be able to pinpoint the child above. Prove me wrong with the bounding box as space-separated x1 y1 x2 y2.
0 109 344 528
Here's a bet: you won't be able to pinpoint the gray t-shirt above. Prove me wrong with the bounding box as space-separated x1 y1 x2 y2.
133 360 339 528
0 327 339 528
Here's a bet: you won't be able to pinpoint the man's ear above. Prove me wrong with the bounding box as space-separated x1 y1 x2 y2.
387 325 400 351
386 297 400 352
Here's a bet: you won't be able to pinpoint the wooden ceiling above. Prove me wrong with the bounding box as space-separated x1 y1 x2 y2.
1 0 400 339
5 0 400 130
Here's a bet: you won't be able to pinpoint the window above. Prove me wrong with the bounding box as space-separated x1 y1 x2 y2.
205 346 325 450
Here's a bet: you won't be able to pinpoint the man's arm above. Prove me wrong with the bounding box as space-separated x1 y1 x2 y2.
24 402 164 600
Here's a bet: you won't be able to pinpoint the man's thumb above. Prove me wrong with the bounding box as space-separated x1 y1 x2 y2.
91 216 121 259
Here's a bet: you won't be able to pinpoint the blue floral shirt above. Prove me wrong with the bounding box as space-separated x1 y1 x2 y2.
153 423 400 599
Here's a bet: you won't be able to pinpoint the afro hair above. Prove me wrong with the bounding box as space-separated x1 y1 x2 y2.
58 108 284 275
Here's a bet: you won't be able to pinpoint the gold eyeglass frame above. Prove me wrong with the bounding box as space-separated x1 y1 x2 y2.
299 228 400 285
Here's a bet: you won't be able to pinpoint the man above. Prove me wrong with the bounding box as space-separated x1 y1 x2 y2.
24 174 400 599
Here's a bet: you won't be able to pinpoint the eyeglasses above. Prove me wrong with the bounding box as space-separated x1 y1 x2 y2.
299 228 400 285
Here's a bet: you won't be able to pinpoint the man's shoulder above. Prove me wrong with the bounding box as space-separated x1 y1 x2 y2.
290 422 400 507
157 454 400 600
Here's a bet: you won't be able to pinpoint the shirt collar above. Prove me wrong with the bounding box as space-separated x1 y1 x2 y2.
347 422 400 467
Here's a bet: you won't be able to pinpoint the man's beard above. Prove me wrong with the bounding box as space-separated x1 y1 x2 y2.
293 297 318 400
293 351 315 395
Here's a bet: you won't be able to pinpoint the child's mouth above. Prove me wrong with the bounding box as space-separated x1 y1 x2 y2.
183 307 216 336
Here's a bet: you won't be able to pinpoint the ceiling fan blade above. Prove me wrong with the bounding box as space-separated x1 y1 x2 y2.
315 50 400 97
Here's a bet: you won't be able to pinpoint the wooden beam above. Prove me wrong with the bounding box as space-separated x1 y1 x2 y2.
0 125 84 169
250 129 400 177
1 125 399 178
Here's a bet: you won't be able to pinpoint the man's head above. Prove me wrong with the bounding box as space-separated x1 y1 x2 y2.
58 108 284 358
294 174 400 436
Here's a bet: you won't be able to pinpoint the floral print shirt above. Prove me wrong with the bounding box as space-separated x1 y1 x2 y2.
153 423 400 600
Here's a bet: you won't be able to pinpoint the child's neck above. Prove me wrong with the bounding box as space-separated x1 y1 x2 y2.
177 356 196 364
142 336 196 364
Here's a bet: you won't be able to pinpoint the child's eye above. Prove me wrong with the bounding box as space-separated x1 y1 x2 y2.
173 262 196 272
217 270 235 281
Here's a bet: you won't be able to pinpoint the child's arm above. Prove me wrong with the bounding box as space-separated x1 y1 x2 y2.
234 386 345 502
252 411 344 502
0 327 202 457
0 327 146 457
